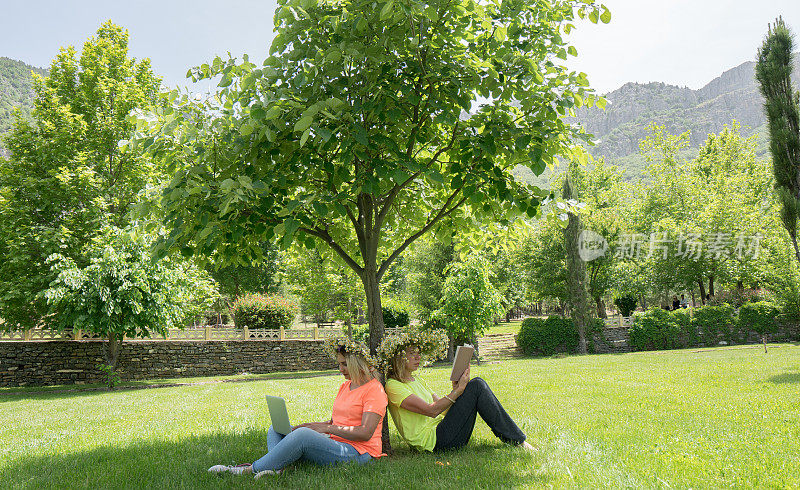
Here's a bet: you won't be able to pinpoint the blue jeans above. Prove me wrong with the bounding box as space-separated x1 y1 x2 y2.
251 426 372 472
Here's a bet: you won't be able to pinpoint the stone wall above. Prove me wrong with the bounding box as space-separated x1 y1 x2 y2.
590 322 800 354
0 340 336 387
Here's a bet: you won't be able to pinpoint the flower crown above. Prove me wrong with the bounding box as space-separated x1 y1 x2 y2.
377 327 449 372
323 335 378 367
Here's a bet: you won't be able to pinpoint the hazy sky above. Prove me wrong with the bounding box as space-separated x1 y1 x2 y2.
2 0 799 94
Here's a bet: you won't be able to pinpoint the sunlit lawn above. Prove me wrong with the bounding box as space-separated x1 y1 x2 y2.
2 344 799 488
486 319 525 335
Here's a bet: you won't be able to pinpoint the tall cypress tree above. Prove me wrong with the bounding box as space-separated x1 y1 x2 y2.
563 164 590 354
756 17 800 263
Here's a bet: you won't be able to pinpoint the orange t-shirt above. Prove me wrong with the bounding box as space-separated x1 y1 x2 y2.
329 378 388 458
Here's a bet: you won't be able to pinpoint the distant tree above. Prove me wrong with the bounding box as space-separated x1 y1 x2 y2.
568 159 626 318
284 246 364 327
435 255 504 347
756 17 800 264
210 242 283 298
44 228 218 387
404 237 455 322
633 123 779 303
134 0 609 351
0 22 161 330
518 217 569 310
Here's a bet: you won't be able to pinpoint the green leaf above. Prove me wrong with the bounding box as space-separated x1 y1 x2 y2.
589 9 599 23
494 26 507 42
250 106 266 120
240 122 255 136
428 171 444 184
600 6 612 24
312 201 328 216
265 106 282 120
567 46 577 57
295 115 313 132
318 127 333 142
300 127 311 147
220 179 236 193
380 1 394 20
596 97 607 110
392 168 410 183
353 124 369 146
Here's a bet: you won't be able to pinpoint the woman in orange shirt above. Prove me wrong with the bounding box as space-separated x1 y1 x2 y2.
208 337 387 479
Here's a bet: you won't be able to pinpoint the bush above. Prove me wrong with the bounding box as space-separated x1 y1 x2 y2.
350 324 370 344
693 304 736 345
614 295 637 316
671 308 697 347
738 301 780 338
517 316 579 356
382 298 411 329
629 308 683 351
231 294 297 329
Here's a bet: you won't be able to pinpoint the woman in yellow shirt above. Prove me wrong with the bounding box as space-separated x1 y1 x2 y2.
381 330 534 452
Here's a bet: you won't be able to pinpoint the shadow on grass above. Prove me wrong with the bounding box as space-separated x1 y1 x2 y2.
0 431 548 489
0 370 340 403
768 369 800 384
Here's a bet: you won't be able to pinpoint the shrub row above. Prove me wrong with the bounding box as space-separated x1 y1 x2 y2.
517 316 604 356
231 294 298 329
629 301 781 351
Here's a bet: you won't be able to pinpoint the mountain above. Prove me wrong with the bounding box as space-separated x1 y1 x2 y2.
568 56 800 180
0 57 46 156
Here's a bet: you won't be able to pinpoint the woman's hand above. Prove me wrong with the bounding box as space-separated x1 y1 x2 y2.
452 366 470 394
292 422 331 434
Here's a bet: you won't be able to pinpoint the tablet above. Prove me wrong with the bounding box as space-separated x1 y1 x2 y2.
450 344 475 381
265 395 292 435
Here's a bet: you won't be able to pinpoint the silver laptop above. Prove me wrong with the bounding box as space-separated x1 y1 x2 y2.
265 395 293 435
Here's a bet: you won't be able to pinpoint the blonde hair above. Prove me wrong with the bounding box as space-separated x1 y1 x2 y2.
388 346 414 382
342 351 376 386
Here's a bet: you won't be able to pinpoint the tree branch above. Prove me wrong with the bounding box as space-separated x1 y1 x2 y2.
299 226 364 276
377 189 468 280
374 122 461 234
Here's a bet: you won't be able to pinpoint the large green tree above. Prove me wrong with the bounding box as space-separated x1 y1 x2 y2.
135 0 608 351
45 227 218 386
633 123 776 304
756 17 800 265
0 22 161 329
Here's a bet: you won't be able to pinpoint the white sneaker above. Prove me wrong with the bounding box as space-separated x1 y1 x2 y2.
208 463 252 475
254 469 282 479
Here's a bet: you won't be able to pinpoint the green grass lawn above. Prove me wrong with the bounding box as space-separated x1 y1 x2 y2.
486 319 525 335
2 344 799 488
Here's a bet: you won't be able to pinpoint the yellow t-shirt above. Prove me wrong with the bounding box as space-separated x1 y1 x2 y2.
385 377 444 452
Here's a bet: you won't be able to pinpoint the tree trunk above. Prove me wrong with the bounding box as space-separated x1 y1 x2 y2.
791 234 800 265
708 275 715 297
599 297 608 319
353 257 393 455
361 264 385 354
698 279 707 305
104 331 125 389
